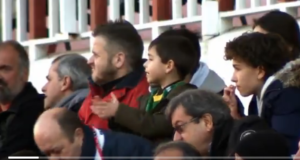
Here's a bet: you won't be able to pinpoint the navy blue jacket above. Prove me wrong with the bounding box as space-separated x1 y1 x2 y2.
248 61 300 154
80 126 153 160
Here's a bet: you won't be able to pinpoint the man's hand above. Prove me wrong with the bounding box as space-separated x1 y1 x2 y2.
91 93 119 119
223 85 240 119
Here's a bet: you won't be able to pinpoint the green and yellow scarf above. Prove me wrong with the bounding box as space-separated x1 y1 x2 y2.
145 81 185 112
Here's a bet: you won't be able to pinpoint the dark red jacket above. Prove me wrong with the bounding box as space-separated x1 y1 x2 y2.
78 67 149 130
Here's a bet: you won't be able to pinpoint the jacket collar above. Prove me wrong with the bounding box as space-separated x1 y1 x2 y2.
89 60 146 90
56 88 89 109
8 82 43 113
80 125 97 160
275 59 300 88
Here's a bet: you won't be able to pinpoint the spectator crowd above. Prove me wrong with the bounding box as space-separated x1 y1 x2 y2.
0 10 300 160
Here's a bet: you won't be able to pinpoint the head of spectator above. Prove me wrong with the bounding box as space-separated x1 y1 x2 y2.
42 54 91 111
234 131 290 160
34 108 153 159
0 40 29 107
89 19 144 84
144 36 197 88
253 10 300 59
34 108 84 158
158 29 200 83
154 141 202 160
166 89 232 156
224 32 292 97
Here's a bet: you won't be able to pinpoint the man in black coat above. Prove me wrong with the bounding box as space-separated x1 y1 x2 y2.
0 40 44 158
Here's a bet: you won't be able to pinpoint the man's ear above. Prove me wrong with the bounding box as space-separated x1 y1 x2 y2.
114 52 126 69
74 128 84 141
61 76 72 91
202 113 213 132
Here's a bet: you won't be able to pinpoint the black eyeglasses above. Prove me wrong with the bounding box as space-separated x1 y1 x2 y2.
174 118 198 134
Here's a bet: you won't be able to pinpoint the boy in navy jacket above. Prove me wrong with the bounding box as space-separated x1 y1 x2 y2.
224 32 300 154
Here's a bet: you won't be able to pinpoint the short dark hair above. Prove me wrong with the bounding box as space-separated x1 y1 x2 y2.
56 109 84 142
166 90 231 126
224 32 291 79
0 40 29 72
154 141 201 160
159 29 201 74
253 10 300 59
92 20 144 69
149 36 198 79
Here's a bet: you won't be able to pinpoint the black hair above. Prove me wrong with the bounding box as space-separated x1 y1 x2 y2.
149 36 198 79
159 29 201 74
224 32 291 79
92 19 144 68
253 10 300 59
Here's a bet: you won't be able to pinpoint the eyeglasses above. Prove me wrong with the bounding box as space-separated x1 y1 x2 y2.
174 118 198 134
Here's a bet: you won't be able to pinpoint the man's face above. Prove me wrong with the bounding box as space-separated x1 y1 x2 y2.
35 127 83 160
231 59 265 97
144 46 167 84
88 37 117 84
42 62 64 110
154 149 183 160
0 46 27 104
171 105 213 156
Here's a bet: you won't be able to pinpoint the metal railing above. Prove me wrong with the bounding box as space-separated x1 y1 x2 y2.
1 0 300 61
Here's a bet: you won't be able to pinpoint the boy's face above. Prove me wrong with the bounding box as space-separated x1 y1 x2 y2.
144 46 168 84
231 58 265 97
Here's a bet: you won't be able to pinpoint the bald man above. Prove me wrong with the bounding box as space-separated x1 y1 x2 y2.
34 108 153 160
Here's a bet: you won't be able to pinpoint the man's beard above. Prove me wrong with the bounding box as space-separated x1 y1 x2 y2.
0 79 18 104
93 64 117 84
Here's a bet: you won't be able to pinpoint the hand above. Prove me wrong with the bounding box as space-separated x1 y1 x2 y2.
91 93 119 119
223 85 240 119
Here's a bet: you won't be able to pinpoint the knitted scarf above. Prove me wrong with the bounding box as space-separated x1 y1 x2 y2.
145 81 185 112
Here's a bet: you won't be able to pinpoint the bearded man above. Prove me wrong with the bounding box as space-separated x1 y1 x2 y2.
0 40 44 158
78 20 149 131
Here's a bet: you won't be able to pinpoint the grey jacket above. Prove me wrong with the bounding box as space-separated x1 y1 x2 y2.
56 88 89 112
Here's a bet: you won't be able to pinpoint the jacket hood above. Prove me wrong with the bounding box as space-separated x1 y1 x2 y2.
191 62 226 93
275 59 300 88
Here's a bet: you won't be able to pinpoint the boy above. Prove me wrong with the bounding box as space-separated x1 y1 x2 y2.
91 36 198 143
224 32 300 154
158 28 245 119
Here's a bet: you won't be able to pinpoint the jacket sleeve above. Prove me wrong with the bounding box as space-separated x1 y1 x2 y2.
270 88 300 154
113 103 174 139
